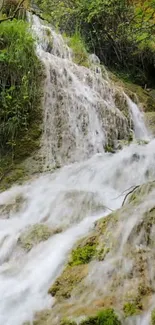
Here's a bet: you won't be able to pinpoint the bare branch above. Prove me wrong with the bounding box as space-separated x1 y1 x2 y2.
0 0 25 23
122 185 140 206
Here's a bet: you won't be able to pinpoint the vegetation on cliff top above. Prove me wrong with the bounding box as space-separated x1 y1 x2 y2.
34 0 155 87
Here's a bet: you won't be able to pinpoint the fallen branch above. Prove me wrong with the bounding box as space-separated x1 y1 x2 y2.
122 185 140 206
113 185 137 200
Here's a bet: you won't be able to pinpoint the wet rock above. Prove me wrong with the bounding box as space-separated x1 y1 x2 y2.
18 224 54 251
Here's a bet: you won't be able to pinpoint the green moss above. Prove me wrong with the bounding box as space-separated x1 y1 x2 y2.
69 236 98 266
95 215 112 234
96 246 110 261
80 309 121 325
0 166 28 192
151 309 155 325
18 224 52 251
104 145 115 153
69 244 96 266
128 182 155 205
123 302 141 317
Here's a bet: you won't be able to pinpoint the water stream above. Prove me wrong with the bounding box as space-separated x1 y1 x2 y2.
0 15 154 325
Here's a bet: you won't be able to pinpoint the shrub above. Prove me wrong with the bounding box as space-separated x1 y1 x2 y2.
0 19 43 157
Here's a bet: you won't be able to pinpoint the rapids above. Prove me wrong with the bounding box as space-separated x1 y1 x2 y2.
0 14 154 325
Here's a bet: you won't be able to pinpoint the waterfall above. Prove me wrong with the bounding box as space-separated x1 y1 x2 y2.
125 95 150 141
30 14 149 170
0 14 154 325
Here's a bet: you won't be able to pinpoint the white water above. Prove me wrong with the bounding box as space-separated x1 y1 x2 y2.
125 95 150 141
29 14 149 170
0 14 153 325
1 141 155 325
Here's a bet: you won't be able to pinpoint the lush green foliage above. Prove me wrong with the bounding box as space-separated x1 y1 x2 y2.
0 19 43 157
34 0 155 86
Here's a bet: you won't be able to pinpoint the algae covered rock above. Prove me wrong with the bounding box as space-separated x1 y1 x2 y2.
24 181 155 325
0 194 24 217
48 264 88 299
45 181 155 322
18 224 53 251
69 236 97 266
123 302 142 317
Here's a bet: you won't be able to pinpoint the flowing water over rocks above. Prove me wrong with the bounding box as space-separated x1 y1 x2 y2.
0 14 154 325
29 14 149 171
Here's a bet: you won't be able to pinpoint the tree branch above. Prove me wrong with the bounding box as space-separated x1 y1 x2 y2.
0 0 25 23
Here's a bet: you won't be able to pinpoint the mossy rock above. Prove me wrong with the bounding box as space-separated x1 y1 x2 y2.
24 309 52 325
145 112 155 135
128 182 155 205
109 71 155 112
0 119 42 191
0 166 29 192
69 236 97 266
0 194 24 215
123 302 142 317
104 145 115 153
18 224 53 251
48 264 88 299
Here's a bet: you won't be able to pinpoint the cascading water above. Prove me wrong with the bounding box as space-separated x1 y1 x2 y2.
0 14 153 325
29 14 149 170
125 95 150 141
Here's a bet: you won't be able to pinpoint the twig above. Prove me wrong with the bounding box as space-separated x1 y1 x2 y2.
122 185 140 206
0 0 25 23
104 205 114 212
113 185 137 200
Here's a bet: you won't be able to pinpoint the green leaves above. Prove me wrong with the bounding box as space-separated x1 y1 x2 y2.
0 19 42 154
